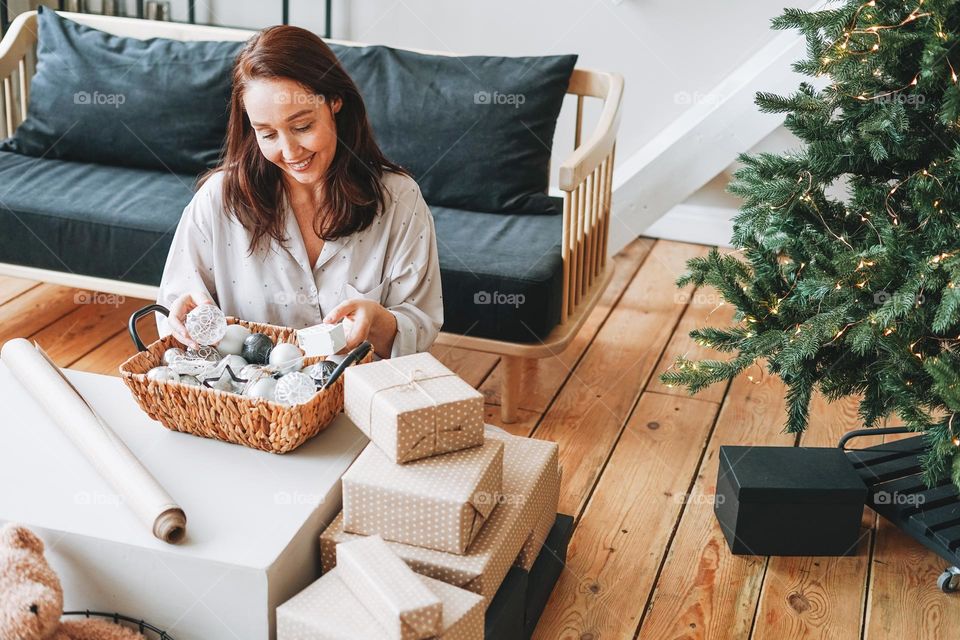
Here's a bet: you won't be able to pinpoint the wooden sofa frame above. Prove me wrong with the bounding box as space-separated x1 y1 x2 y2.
0 11 623 423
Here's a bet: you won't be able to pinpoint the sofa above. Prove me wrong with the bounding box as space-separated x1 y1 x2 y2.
0 9 622 422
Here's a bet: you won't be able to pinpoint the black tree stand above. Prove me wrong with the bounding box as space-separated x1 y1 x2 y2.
839 427 960 593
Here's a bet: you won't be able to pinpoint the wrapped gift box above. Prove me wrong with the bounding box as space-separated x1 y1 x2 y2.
484 567 527 640
322 428 560 598
343 438 503 554
0 364 367 640
344 352 484 463
514 467 561 571
277 566 483 640
338 535 442 640
525 514 574 637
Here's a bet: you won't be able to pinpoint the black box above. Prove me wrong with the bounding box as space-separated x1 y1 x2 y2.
485 567 527 640
525 513 574 637
714 446 867 556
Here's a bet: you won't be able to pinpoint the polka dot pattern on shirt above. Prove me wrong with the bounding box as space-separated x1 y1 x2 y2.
155 171 443 360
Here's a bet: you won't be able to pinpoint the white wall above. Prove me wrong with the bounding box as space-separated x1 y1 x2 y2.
200 0 812 194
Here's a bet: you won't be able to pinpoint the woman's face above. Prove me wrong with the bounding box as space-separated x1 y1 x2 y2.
243 77 341 188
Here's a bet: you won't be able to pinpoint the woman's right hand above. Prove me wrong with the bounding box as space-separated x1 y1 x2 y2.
166 291 215 349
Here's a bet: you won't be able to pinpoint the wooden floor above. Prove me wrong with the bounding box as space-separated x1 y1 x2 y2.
3 237 957 639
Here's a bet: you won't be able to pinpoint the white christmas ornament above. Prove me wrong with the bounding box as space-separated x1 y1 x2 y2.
185 304 227 346
269 342 304 368
218 354 248 376
245 376 278 401
217 324 251 355
274 372 317 405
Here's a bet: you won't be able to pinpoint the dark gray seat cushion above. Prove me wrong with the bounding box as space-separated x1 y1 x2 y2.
0 152 563 341
431 204 563 341
0 151 195 284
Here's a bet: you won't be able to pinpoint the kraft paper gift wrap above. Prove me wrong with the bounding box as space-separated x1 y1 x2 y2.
343 437 504 554
343 352 484 463
277 567 483 640
514 464 560 572
322 428 560 598
338 535 442 640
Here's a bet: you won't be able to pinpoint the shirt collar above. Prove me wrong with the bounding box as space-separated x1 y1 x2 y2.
280 190 351 274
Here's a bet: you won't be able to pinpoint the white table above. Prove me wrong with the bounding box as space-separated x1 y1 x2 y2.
0 363 368 640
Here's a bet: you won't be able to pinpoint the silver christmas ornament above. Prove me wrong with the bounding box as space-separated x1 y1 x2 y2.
146 366 179 382
162 347 186 366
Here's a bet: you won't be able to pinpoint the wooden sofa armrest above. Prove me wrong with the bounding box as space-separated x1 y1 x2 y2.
557 69 623 323
0 12 38 137
559 69 623 191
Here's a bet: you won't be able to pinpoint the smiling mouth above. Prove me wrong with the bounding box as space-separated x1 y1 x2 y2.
286 153 315 172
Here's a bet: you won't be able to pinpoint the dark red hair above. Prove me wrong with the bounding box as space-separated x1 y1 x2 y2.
206 25 407 254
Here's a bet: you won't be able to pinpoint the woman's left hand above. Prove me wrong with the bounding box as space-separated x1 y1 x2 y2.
323 299 398 357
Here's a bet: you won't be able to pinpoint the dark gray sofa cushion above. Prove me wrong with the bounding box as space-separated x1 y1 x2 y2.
0 151 194 284
0 7 242 174
0 151 564 341
329 43 576 215
431 204 563 341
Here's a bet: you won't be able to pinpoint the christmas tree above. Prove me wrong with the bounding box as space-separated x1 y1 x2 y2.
659 0 960 489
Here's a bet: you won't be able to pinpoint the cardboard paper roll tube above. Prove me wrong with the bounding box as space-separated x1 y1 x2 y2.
1 338 187 544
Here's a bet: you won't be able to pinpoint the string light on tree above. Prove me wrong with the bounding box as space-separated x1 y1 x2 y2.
660 0 960 492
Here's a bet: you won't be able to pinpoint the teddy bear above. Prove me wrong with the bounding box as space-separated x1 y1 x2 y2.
0 522 146 640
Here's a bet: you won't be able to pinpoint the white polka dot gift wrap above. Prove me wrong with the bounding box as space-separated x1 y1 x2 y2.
342 438 504 555
343 352 485 464
276 567 484 640
514 464 562 572
337 535 443 640
321 427 561 599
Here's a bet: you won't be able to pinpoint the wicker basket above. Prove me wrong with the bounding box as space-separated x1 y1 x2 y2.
119 304 371 454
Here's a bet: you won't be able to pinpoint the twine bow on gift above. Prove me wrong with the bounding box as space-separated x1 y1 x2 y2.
366 362 463 460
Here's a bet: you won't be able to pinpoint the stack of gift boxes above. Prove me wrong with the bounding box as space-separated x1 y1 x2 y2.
276 352 563 639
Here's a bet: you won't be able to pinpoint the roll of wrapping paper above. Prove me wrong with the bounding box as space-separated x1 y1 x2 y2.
0 338 187 544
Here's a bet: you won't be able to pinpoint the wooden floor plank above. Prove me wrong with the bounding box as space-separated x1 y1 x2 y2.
24 238 951 640
647 285 737 404
71 317 158 376
751 393 869 640
533 392 719 640
0 284 85 345
637 370 795 640
480 237 655 418
30 294 151 367
0 275 40 306
529 240 710 519
430 344 499 391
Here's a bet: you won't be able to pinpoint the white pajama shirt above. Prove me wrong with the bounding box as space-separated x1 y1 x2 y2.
155 170 443 359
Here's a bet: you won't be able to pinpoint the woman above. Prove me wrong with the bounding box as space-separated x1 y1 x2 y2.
156 25 443 360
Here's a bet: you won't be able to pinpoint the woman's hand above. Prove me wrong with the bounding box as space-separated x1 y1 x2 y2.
323 299 398 358
166 291 215 349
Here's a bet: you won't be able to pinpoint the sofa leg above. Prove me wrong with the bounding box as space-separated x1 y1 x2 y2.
500 355 523 424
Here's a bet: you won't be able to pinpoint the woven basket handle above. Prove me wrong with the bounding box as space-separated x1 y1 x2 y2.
128 304 170 352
